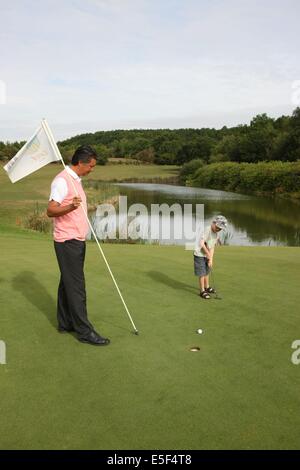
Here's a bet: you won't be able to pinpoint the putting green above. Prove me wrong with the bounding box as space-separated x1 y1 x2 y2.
0 233 300 449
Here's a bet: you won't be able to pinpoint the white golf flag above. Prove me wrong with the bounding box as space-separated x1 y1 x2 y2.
3 121 61 183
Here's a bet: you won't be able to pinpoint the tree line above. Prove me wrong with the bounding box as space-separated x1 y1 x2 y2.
1 107 299 166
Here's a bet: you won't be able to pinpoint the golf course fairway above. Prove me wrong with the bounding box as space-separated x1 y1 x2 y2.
1 232 300 449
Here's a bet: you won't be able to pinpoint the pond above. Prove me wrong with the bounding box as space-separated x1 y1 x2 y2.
91 182 300 247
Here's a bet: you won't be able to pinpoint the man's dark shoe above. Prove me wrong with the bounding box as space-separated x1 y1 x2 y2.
58 326 75 333
78 331 110 346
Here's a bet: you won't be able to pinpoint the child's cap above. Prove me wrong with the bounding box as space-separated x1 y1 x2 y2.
213 215 228 230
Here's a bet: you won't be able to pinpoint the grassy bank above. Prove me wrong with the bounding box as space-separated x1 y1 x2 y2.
0 233 300 449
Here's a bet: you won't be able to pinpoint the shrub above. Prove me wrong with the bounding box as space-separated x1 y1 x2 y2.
179 159 205 184
189 161 300 195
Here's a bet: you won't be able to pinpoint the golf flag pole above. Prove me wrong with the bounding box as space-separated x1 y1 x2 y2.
41 119 139 334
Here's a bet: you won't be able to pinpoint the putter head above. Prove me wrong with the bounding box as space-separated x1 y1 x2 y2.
134 330 139 335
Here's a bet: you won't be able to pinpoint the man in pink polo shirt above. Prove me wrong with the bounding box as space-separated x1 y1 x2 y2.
47 146 110 346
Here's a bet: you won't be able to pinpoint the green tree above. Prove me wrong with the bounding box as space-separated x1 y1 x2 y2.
134 147 155 163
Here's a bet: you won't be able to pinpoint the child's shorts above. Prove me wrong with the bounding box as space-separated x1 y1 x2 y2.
194 255 210 276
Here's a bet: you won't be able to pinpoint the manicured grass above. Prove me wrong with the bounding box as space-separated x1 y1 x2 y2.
1 162 299 449
89 163 179 181
0 233 300 449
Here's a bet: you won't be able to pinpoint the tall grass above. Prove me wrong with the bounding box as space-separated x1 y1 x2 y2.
24 203 51 233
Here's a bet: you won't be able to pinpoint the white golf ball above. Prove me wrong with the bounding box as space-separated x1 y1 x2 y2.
197 328 203 335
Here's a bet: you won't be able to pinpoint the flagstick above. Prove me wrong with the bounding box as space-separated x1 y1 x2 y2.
41 119 139 334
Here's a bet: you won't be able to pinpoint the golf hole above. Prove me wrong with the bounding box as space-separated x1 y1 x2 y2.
190 346 200 352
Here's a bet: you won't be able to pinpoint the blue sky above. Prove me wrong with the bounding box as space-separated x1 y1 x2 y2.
0 0 300 141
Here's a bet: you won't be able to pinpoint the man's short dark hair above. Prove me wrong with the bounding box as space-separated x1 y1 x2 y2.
71 145 98 165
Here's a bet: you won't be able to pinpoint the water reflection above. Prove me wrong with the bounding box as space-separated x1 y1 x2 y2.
89 183 300 246
113 183 300 246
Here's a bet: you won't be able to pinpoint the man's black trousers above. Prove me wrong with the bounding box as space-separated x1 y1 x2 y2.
54 239 94 338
